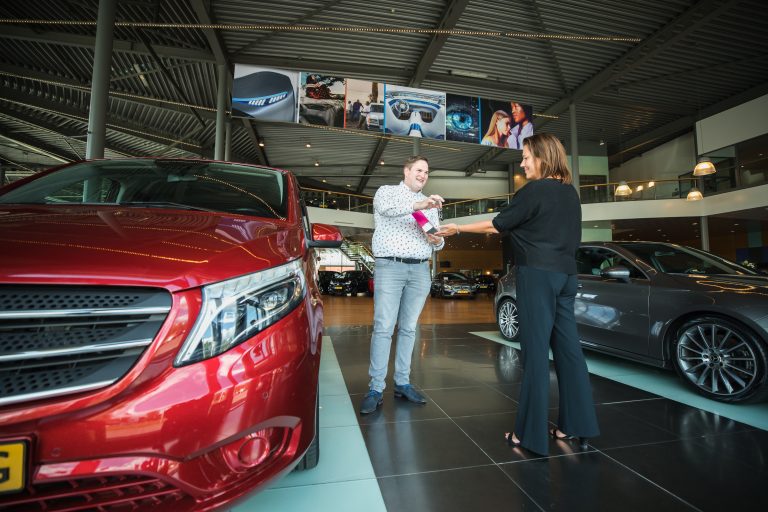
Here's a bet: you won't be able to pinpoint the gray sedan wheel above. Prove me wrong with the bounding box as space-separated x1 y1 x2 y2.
497 298 520 341
674 317 768 403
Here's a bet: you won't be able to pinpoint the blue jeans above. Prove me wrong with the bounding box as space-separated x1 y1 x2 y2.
368 258 432 392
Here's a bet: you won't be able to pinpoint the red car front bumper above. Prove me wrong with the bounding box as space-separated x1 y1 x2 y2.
0 291 322 511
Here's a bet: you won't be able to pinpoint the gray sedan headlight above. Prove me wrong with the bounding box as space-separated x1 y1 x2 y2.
175 259 306 366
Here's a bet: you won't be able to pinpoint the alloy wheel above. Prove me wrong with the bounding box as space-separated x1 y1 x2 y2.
676 320 760 401
497 299 519 341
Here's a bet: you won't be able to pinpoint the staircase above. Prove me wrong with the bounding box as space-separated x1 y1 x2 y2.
340 240 375 273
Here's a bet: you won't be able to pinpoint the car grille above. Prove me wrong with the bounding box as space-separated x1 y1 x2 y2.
0 285 172 407
0 474 191 511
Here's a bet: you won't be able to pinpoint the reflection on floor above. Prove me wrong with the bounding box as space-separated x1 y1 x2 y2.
234 295 768 511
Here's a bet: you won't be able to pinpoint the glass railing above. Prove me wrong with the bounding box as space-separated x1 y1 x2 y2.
302 187 374 213
302 173 764 220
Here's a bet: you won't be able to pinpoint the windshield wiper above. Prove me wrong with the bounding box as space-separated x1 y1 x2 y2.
118 201 219 212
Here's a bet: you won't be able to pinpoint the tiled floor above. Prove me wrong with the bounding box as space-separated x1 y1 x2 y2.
237 316 768 511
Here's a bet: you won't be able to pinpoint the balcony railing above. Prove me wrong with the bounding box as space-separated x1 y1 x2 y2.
301 174 760 220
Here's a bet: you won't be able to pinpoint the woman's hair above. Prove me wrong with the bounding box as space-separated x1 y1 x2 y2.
523 133 572 184
483 110 511 144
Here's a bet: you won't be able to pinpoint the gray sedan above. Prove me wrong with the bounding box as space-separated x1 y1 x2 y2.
494 241 768 403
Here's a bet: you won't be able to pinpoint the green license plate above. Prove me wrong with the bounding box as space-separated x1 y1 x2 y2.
0 441 27 494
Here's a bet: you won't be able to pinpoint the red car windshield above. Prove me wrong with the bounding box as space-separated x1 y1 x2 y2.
0 159 288 220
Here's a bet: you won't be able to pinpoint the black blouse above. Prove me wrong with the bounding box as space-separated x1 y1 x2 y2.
491 178 581 274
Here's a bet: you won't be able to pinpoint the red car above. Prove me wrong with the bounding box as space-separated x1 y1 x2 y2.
0 159 342 511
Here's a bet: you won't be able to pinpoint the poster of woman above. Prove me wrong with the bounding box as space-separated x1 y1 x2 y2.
479 98 534 149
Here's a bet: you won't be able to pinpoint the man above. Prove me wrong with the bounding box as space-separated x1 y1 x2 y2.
360 155 445 414
357 100 370 129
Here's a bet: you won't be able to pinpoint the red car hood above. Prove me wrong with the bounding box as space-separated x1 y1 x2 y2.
0 205 305 291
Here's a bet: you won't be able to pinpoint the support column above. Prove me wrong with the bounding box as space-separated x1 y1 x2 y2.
224 116 232 161
700 215 710 251
214 63 228 160
569 102 580 195
85 0 117 160
413 137 420 156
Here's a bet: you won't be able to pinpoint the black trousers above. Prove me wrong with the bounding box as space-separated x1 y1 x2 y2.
514 265 600 455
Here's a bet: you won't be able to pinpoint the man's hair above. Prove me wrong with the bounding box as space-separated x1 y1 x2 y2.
522 133 572 184
404 155 429 171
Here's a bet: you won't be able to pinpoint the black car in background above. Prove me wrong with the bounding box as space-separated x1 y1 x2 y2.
474 275 497 293
317 270 338 295
328 270 372 296
431 272 477 299
494 241 768 403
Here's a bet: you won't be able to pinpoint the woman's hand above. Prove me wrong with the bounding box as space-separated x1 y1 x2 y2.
435 223 459 237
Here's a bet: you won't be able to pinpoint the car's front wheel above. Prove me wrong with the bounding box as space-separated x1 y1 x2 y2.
674 316 768 403
497 298 520 341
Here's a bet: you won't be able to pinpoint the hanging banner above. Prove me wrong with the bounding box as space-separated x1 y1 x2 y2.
383 85 446 140
345 79 384 131
298 72 346 127
480 98 535 149
446 94 480 143
231 65 298 122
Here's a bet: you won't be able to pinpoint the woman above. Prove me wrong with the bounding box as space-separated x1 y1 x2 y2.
437 133 599 456
507 102 533 149
480 110 512 147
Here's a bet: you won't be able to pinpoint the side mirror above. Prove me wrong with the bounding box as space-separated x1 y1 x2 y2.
600 266 631 282
308 223 343 248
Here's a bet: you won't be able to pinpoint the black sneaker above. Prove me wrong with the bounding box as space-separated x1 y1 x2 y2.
393 384 427 405
360 390 383 414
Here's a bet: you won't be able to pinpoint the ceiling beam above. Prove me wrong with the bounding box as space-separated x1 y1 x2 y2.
527 0 567 94
463 147 506 176
230 0 344 58
0 25 215 62
0 63 218 120
358 0 470 194
409 0 470 87
608 79 768 167
189 0 230 66
240 118 270 166
537 0 740 125
0 90 202 154
0 132 73 164
355 138 388 194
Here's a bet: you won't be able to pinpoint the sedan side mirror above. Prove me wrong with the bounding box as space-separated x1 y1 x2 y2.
600 266 631 282
308 223 343 248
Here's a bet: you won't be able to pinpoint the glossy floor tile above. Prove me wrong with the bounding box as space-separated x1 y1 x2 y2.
331 322 768 512
236 319 768 511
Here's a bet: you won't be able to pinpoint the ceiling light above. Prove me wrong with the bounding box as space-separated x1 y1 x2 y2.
636 184 644 192
599 138 605 146
693 158 716 176
305 142 312 148
314 161 320 166
647 180 655 188
686 187 703 201
380 160 385 165
615 181 631 196
258 138 265 147
449 69 489 79
322 179 327 183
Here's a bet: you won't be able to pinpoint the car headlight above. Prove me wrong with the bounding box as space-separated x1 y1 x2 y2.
175 259 306 366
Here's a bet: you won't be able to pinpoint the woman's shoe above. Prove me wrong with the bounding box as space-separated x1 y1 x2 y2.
504 432 521 447
578 437 589 449
549 427 574 440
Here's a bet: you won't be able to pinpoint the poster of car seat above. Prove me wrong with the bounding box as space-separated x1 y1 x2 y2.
231 65 298 122
298 72 346 127
345 78 385 131
383 85 446 139
445 94 480 143
479 98 534 149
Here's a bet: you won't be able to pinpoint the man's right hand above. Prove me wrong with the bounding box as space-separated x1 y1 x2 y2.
414 195 444 210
